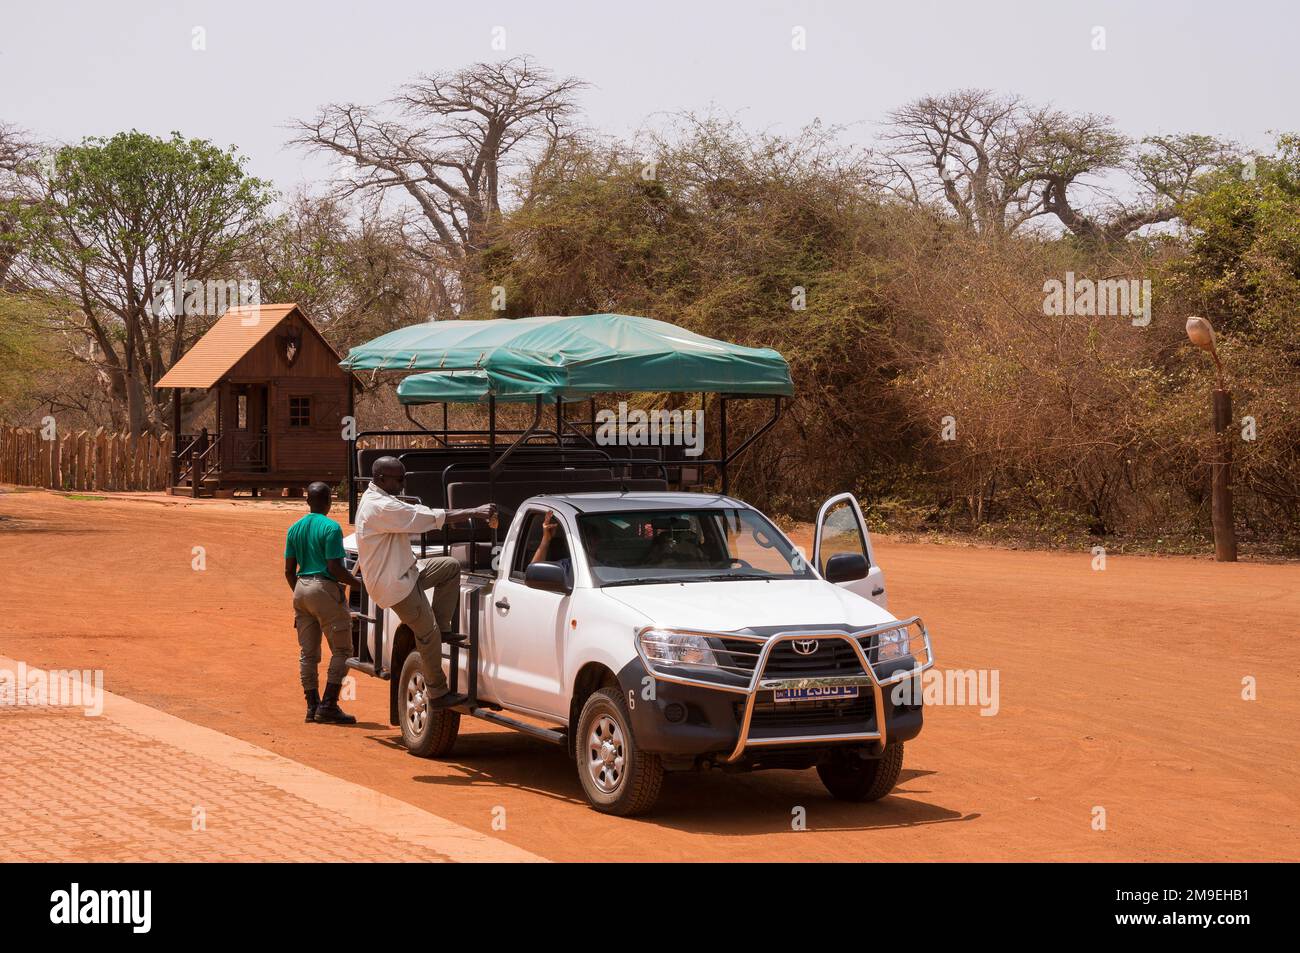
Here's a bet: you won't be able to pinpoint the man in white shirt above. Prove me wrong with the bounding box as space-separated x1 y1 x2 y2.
355 456 495 709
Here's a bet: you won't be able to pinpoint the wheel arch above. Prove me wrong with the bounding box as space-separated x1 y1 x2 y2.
568 662 620 757
387 622 416 726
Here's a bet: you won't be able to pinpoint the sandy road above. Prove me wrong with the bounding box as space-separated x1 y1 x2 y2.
1 487 1296 861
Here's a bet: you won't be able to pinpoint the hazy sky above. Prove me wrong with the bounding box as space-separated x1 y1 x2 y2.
2 0 1295 195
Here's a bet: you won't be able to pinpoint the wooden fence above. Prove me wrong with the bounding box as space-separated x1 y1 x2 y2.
0 425 173 492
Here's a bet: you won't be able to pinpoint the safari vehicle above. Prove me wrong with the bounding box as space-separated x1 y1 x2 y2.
339 314 935 815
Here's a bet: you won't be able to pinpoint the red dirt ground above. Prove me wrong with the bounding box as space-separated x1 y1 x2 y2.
1 487 1296 861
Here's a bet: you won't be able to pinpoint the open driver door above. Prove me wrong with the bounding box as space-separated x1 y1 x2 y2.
812 493 887 609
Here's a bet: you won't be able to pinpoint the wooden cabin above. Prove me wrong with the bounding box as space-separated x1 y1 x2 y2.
157 303 353 497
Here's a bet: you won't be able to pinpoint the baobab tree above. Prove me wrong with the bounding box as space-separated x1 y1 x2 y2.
291 57 587 312
1040 132 1237 243
879 89 1233 242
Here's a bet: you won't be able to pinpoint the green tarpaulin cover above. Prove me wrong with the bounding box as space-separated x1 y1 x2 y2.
341 313 793 404
394 370 585 405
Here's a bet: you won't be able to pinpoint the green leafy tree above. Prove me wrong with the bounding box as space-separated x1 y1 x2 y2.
17 131 273 436
1170 135 1300 340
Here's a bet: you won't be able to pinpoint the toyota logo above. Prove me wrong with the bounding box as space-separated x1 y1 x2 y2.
792 639 819 656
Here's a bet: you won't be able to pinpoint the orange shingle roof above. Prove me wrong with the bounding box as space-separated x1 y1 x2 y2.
157 303 302 388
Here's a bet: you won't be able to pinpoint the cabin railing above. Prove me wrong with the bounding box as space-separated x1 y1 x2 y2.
174 429 216 487
173 429 270 488
231 431 267 471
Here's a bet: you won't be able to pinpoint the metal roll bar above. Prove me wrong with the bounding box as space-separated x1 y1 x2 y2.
347 393 785 520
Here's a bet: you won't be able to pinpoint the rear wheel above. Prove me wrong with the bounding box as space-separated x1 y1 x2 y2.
575 687 663 816
399 650 459 758
817 742 904 801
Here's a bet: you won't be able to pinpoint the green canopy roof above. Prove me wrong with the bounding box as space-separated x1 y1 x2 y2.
343 313 793 404
395 370 585 405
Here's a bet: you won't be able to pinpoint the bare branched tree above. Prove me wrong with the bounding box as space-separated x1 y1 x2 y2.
880 89 1233 242
879 90 1056 235
290 57 587 311
1043 133 1237 243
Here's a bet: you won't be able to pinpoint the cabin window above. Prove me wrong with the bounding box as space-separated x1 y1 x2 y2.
236 394 248 430
511 509 570 580
289 396 311 428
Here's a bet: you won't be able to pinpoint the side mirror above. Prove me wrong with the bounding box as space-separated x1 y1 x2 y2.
525 561 571 594
824 552 868 584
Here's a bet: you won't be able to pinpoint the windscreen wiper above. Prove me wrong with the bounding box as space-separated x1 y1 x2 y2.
600 573 773 587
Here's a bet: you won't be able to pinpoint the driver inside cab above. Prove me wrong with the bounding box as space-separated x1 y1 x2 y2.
646 516 710 565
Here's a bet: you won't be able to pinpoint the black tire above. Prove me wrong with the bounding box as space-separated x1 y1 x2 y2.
817 742 904 801
574 687 663 816
398 650 460 758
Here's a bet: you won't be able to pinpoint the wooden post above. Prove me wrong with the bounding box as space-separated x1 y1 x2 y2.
1211 389 1237 562
76 431 87 490
171 388 183 487
93 428 105 489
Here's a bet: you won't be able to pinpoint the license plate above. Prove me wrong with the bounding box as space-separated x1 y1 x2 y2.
772 686 860 703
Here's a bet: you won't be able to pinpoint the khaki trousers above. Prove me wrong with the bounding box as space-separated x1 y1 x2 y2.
390 557 461 697
293 576 352 692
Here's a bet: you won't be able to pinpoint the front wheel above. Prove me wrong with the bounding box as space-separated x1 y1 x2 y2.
398 650 460 758
817 742 904 801
575 687 663 816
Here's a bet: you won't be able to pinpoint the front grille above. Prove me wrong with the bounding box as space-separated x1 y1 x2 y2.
717 636 866 679
741 692 875 739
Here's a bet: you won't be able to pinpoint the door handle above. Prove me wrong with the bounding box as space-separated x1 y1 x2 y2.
495 598 510 611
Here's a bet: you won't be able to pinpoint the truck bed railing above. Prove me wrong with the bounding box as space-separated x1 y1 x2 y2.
345 556 387 679
346 394 784 520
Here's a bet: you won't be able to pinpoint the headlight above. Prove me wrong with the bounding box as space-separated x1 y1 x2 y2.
638 628 718 667
876 625 912 661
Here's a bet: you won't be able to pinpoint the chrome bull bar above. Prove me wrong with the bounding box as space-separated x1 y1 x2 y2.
636 617 936 764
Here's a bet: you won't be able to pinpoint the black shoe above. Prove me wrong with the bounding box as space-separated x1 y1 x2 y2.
314 682 357 725
442 630 468 646
428 692 468 710
304 688 321 723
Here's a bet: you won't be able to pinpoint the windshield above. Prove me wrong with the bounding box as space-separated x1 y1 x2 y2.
575 508 815 586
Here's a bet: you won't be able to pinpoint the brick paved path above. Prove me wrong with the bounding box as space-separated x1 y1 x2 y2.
0 660 542 863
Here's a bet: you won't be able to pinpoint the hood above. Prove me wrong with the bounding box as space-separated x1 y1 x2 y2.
600 579 895 632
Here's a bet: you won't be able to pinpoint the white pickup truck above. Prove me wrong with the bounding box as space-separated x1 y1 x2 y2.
344 489 934 816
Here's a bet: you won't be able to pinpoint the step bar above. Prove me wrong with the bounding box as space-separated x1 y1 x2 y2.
468 708 567 745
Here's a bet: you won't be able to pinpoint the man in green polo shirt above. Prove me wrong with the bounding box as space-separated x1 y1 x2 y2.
284 482 361 725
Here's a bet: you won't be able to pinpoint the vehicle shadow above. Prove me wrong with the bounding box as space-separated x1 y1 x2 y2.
403 729 590 805
647 767 977 835
382 728 977 833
